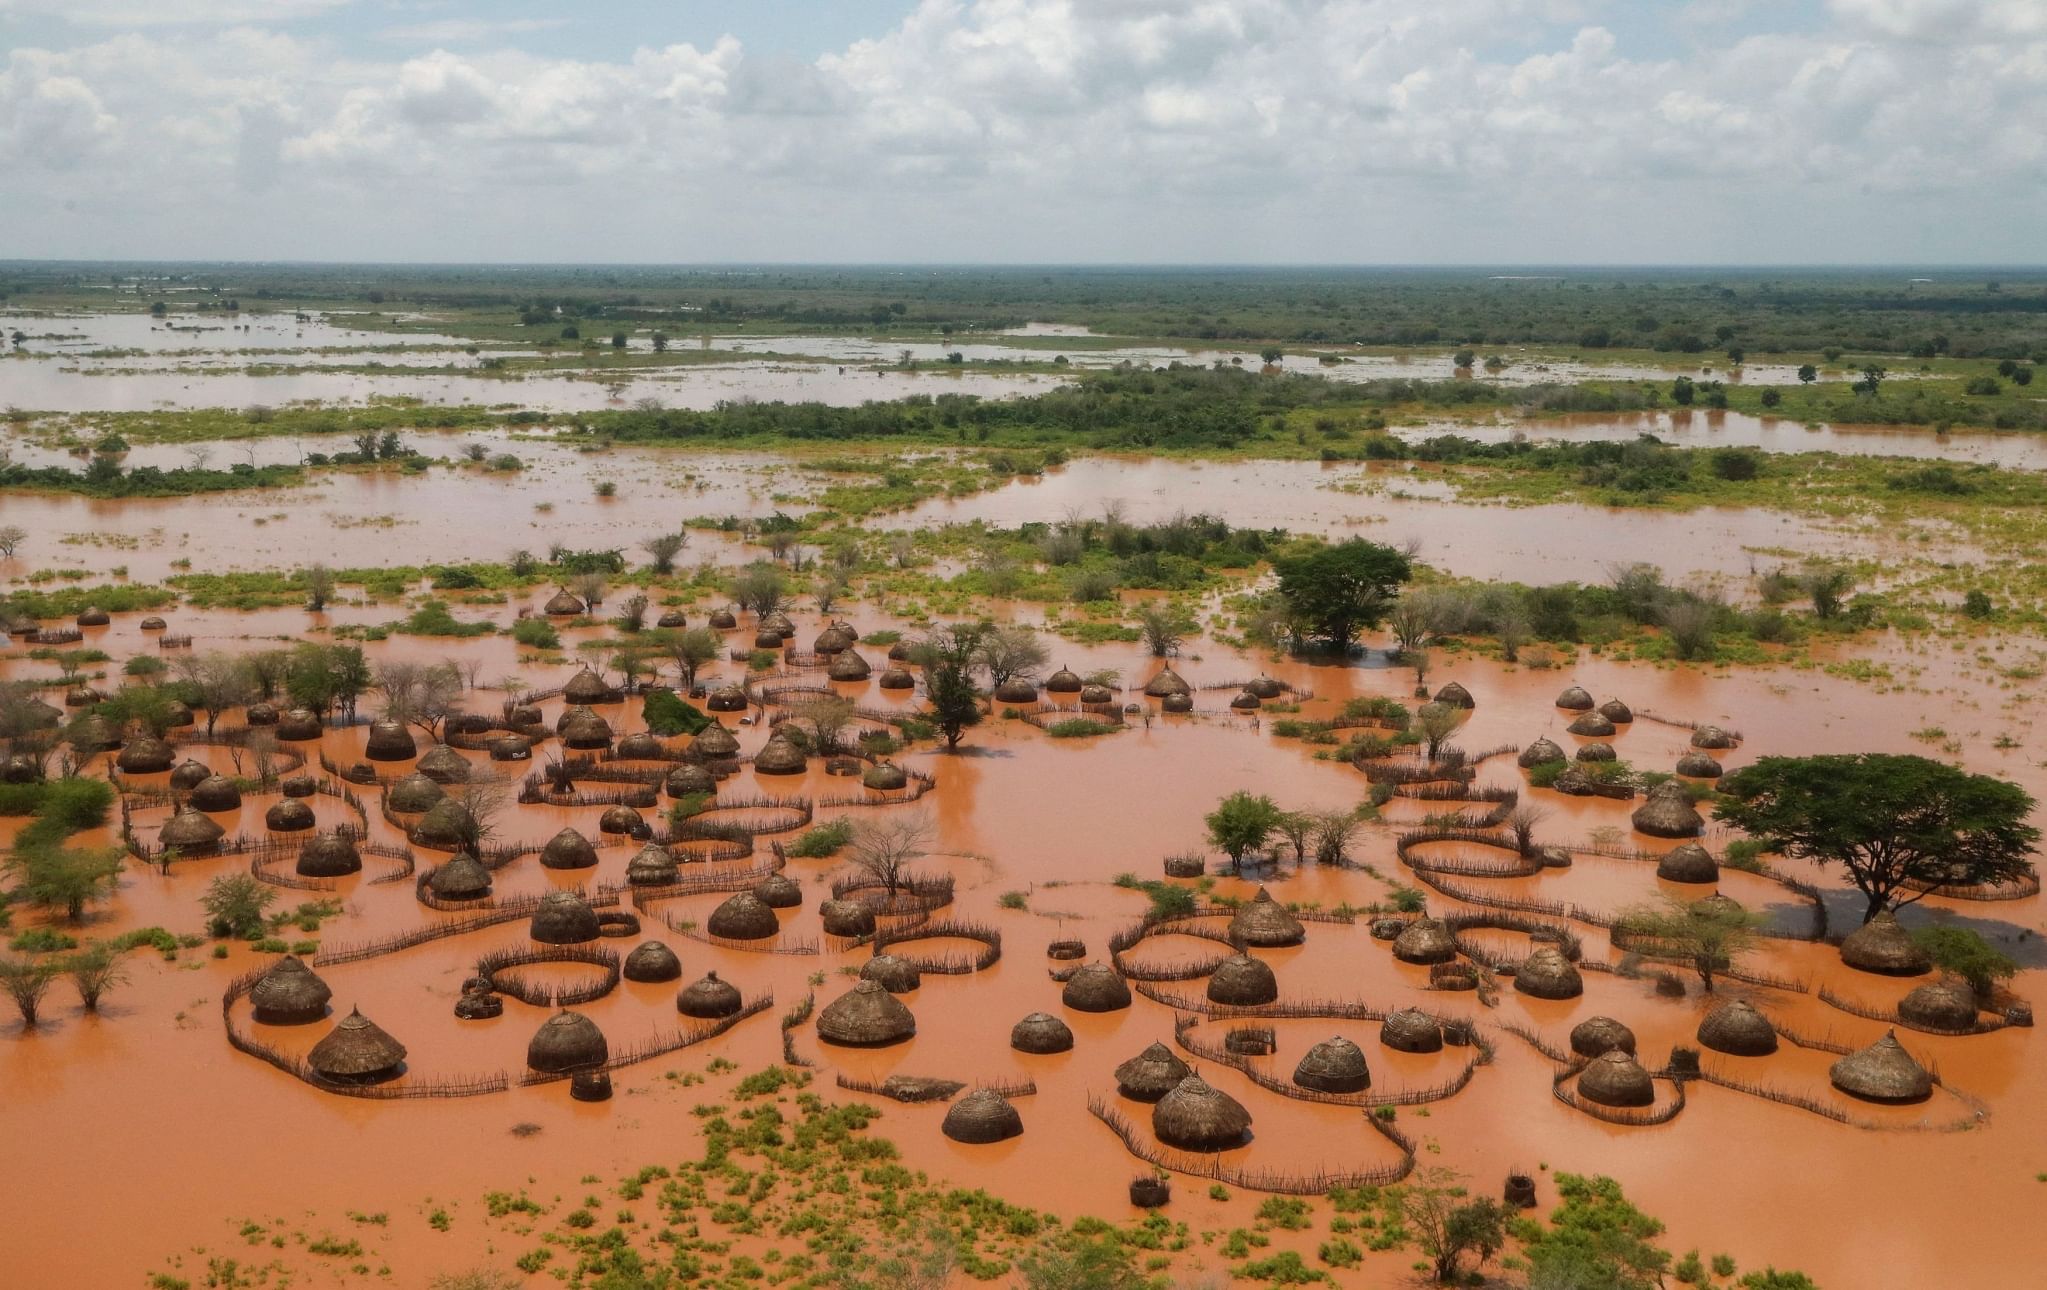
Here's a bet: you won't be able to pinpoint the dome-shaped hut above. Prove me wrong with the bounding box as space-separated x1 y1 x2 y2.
1675 751 1723 779
1229 888 1305 947
250 955 332 1024
706 685 748 713
1434 681 1475 710
753 627 783 650
1691 725 1736 749
1229 689 1261 711
597 804 644 836
1656 843 1718 884
708 608 738 630
527 1010 608 1073
309 1009 406 1083
139 615 168 632
1829 1030 1933 1103
244 701 278 727
540 827 598 871
861 953 923 993
623 940 682 984
817 979 916 1046
414 745 470 784
1578 1050 1655 1108
1143 668 1192 698
531 890 600 944
1246 675 1286 700
1840 910 1931 976
1160 693 1195 713
1899 980 1978 1031
1293 1037 1371 1094
1115 1042 1192 1101
1513 947 1583 999
117 736 177 774
614 732 666 761
76 606 110 627
1575 741 1616 763
762 610 796 638
279 774 317 798
1393 918 1457 965
820 899 876 937
691 724 741 760
656 609 687 629
753 874 802 909
1206 953 1277 1006
1693 891 1744 919
1381 1008 1444 1053
1153 1076 1250 1152
863 763 908 791
1519 737 1567 769
828 650 872 682
159 806 225 854
626 843 679 887
1045 666 1082 694
544 590 585 616
752 735 807 775
677 971 744 1018
427 853 492 901
1566 712 1616 738
1079 682 1115 704
665 763 716 798
275 708 323 741
489 734 532 762
1010 1012 1074 1054
1698 1000 1778 1056
943 1089 1023 1144
878 666 915 691
707 892 780 940
1632 781 1703 838
454 985 503 1020
1597 698 1633 724
267 799 317 832
1555 685 1595 710
813 623 853 655
169 759 212 791
557 706 613 750
364 719 417 762
1062 963 1133 1013
1569 1016 1637 1059
412 799 475 849
563 668 612 705
386 772 444 813
297 832 361 878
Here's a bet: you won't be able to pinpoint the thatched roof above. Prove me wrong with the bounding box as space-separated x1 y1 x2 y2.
1380 1008 1444 1053
878 667 915 691
1294 1037 1371 1094
76 606 110 627
943 1088 1023 1144
1569 1016 1637 1059
1575 741 1616 763
752 627 786 651
1161 693 1194 713
387 772 444 813
626 843 679 887
528 1010 609 1073
1578 1050 1655 1108
656 610 687 629
267 799 317 832
1555 685 1595 710
861 953 923 993
1010 1012 1074 1054
615 732 666 760
828 649 872 682
707 891 780 940
706 685 748 713
1655 843 1719 884
623 940 682 983
454 986 503 1020
116 736 177 774
762 610 796 637
1229 689 1262 711
1597 698 1633 724
1206 953 1278 1006
665 763 717 798
364 719 417 762
1693 891 1744 919
753 734 807 775
677 970 744 1018
1513 946 1583 999
820 899 877 937
544 590 585 616
863 763 908 791
1675 751 1723 779
1632 780 1704 838
1153 1075 1251 1151
297 832 361 878
814 624 854 655
426 853 492 900
1900 980 1979 1031
1142 668 1192 698
308 1008 406 1080
160 806 225 851
1519 737 1567 769
530 890 600 944
1393 918 1457 965
557 706 613 750
1698 1000 1778 1056
488 735 532 761
1230 888 1305 948
280 774 317 798
412 798 475 849
0 755 39 785
753 874 802 909
169 759 212 791
563 668 612 705
709 608 737 629
1566 712 1616 738
817 979 917 1046
1247 675 1286 699
1080 683 1115 704
1115 1042 1192 1100
598 804 645 836
413 745 470 784
1690 725 1736 749
1062 963 1132 1013
1829 1030 1933 1103
276 708 324 741
139 615 168 631
250 955 331 1024
1434 681 1475 710
692 724 741 759
1839 910 1932 976
541 827 598 871
1046 666 1083 693
241 701 277 726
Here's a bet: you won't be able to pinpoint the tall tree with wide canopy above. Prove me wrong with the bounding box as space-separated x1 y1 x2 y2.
1715 754 2038 923
1274 539 1411 649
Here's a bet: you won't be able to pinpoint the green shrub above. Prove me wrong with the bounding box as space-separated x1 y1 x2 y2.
786 820 854 859
642 689 711 736
510 617 560 649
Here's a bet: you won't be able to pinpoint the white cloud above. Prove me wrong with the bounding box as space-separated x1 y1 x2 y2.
376 18 569 45
0 0 349 25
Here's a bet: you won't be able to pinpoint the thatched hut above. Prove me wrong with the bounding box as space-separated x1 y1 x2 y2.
267 799 317 832
1575 741 1616 763
656 610 687 629
1519 737 1567 769
707 892 780 940
878 666 915 691
1143 668 1192 698
65 687 106 710
709 608 738 630
365 719 417 762
691 724 741 760
1380 1008 1444 1053
627 843 679 887
563 669 612 706
1080 682 1115 704
279 774 317 798
754 627 787 651
139 616 168 631
243 701 278 727
615 732 666 761
1655 843 1719 884
762 610 796 638
1246 676 1285 700
412 799 475 849
1046 666 1082 694
1829 1030 1933 1103
117 736 177 774
454 985 503 1020
828 650 872 682
817 979 916 1046
1434 681 1475 710
1206 953 1278 1006
76 606 110 627
387 772 444 813
169 759 212 791
427 853 492 901
1632 780 1704 838
62 716 115 755
1161 693 1194 713
1555 685 1595 710
1115 1042 1193 1101
528 1010 608 1073
0 755 40 785
1900 980 1979 1031
1010 1012 1074 1054
544 590 585 616
820 899 877 937
677 970 744 1019
597 804 644 836
250 955 331 1024
861 953 923 993
993 677 1039 704
541 827 598 871
1513 947 1583 999
1691 725 1736 749
1675 751 1723 779
1230 887 1305 947
558 706 613 750
1839 910 1931 976
1698 1000 1778 1056
943 1089 1023 1144
1229 689 1261 711
297 832 361 878
1569 1016 1637 1059
753 874 803 909
753 735 807 775
531 890 601 944
1153 1076 1250 1152
1566 712 1616 738
1578 1050 1655 1108
160 807 225 854
489 735 532 762
814 624 854 655
1393 918 1458 966
1693 891 1744 920
623 940 682 984
863 763 908 791
414 745 470 784
276 708 324 741
665 763 716 798
1293 1037 1371 1094
1597 698 1633 724
705 685 749 713
308 1008 406 1083
1062 963 1132 1013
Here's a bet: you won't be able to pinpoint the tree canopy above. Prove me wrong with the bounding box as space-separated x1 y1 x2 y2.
1274 539 1411 649
1205 790 1282 870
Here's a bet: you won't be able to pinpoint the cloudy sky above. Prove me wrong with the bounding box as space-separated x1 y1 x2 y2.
1 0 2041 264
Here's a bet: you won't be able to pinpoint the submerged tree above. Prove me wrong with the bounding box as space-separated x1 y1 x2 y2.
1135 602 1195 658
1205 790 1282 872
0 956 60 1027
174 652 256 736
66 940 130 1011
916 624 986 751
201 873 277 939
975 624 1048 692
1615 896 1760 992
642 531 687 575
1402 1166 1509 1284
848 813 933 904
6 841 123 922
1274 538 1411 649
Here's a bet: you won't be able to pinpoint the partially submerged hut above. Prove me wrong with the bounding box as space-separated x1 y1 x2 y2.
943 1088 1024 1144
308 1008 406 1083
1829 1030 1933 1103
387 772 444 813
1045 666 1082 693
1152 1076 1251 1151
563 668 612 705
527 1010 608 1073
364 719 417 762
1434 681 1475 710
1569 1016 1637 1059
1380 1008 1444 1053
557 706 613 750
626 842 679 887
544 590 585 616
819 899 876 937
860 953 923 993
1393 918 1456 965
665 763 717 798
417 746 473 783
117 736 177 774
530 890 600 944
297 832 361 878
1900 980 1979 1031
828 650 872 682
426 853 492 900
412 799 475 849
677 971 744 1019
1206 953 1278 1006
1578 1050 1655 1108
1142 668 1192 698
1555 685 1595 711
1698 1000 1778 1056
1062 963 1132 1013
1229 888 1305 947
1655 843 1719 884
705 685 748 713
1519 737 1567 769
1839 911 1932 976
1114 1042 1191 1101
250 955 331 1024
1513 947 1583 999
1566 712 1616 738
1675 751 1723 779
817 979 916 1046
1293 1037 1371 1094
752 734 807 775
169 759 212 791
159 807 225 854
1010 1012 1074 1054
541 827 599 870
623 940 682 983
267 799 317 832
1598 698 1633 724
706 891 780 940
753 874 803 909
1632 780 1704 838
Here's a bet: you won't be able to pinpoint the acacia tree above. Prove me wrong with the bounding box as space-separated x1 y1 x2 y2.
661 627 721 692
174 652 256 735
1401 1167 1508 1284
642 532 687 575
0 956 59 1027
302 562 335 611
6 842 124 921
975 624 1049 692
730 563 787 616
1136 602 1194 658
1416 701 1460 762
848 813 932 904
916 625 985 751
1206 790 1282 871
1615 896 1760 992
375 660 464 739
67 940 130 1011
1716 753 2039 923
1311 809 1364 866
1274 539 1411 649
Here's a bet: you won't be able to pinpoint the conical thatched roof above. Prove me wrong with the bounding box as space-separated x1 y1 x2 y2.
1698 1000 1778 1056
692 724 741 759
413 798 475 849
1246 675 1286 699
1115 1042 1192 1100
117 736 177 774
1010 1012 1074 1054
762 610 796 637
705 685 748 713
814 624 854 655
1513 946 1583 999
943 1088 1023 1144
1380 1008 1444 1053
1161 692 1195 713
267 799 317 832
488 735 532 761
878 666 915 691
657 610 688 629
1578 1050 1655 1108
1393 918 1457 965
1839 910 1931 976
1632 780 1703 838
1691 725 1736 749
186 774 241 812
626 842 679 886
1655 843 1719 884
828 649 872 682
563 668 612 705
1079 683 1114 704
160 806 225 851
527 1010 608 1073
1230 888 1305 948
1575 741 1616 763
1566 712 1616 738
1900 980 1978 1031
752 628 785 651
1675 751 1723 779
276 708 324 741
1206 953 1278 1006
861 953 923 993
1597 698 1633 724
615 732 666 761
364 719 417 762
1153 1075 1250 1151
1556 685 1595 710
250 955 331 1024
308 1008 406 1081
76 606 110 627
623 940 682 983
414 745 471 784
1143 668 1192 698
604 806 645 840
427 853 492 900
169 759 212 791
820 899 876 937
1045 666 1082 693
1830 1030 1933 1103
1434 681 1475 710
1519 737 1567 769
557 706 612 750
677 970 744 1018
1293 1037 1371 1094
541 828 598 871
1569 1016 1637 1059
544 590 585 616
817 979 916 1046
665 763 717 798
297 832 361 878
707 891 780 940
387 772 444 813
863 763 908 791
1229 689 1261 711
753 874 802 908
1062 963 1132 1013
709 608 738 629
531 890 600 944
752 734 807 775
